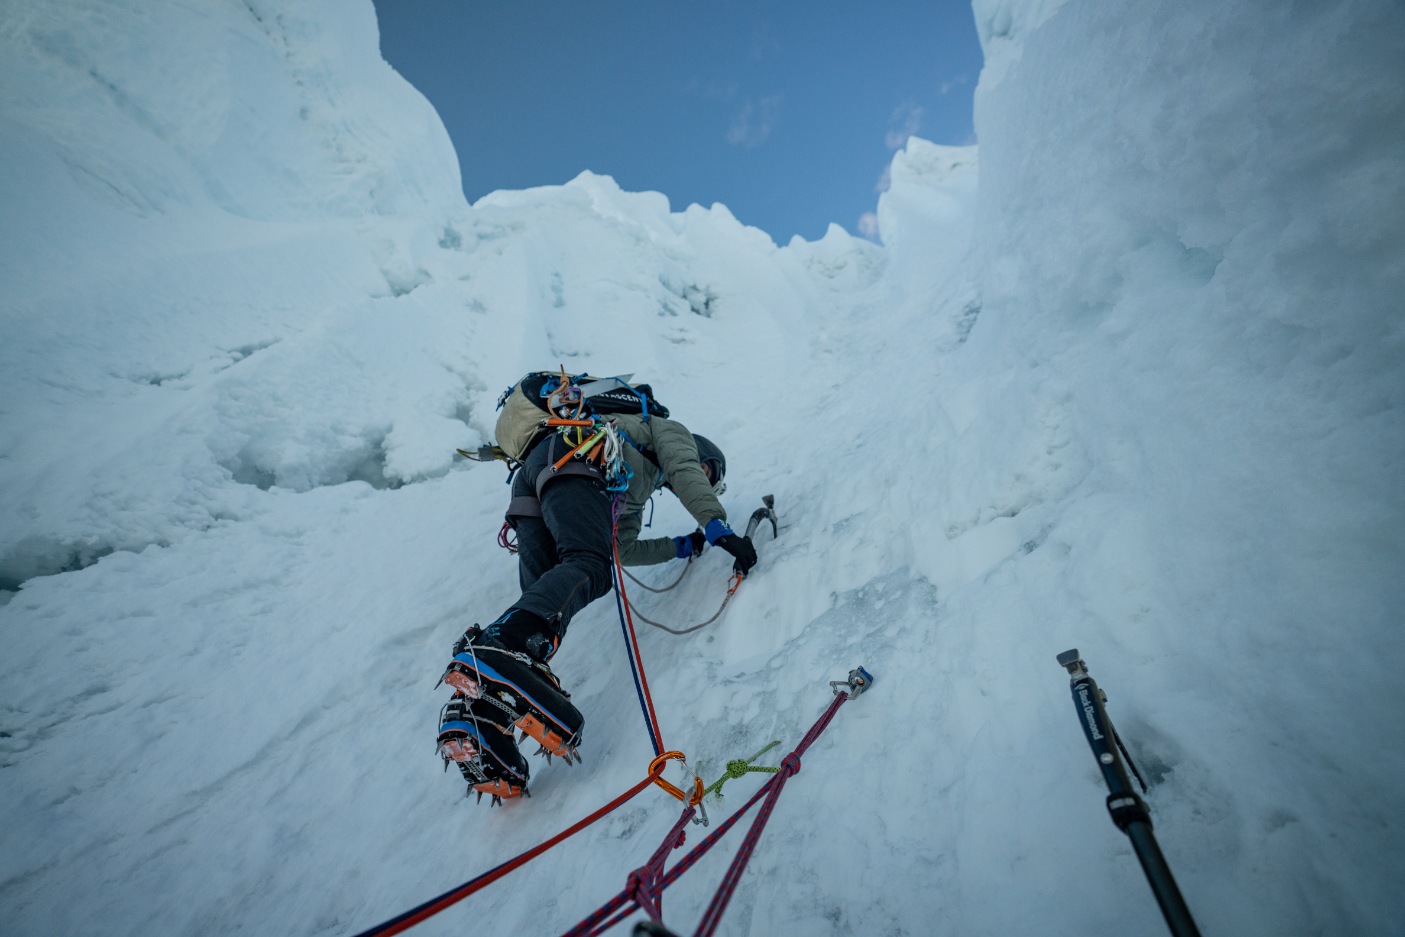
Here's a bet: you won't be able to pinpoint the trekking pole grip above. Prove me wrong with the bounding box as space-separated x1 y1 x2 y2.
1056 650 1203 937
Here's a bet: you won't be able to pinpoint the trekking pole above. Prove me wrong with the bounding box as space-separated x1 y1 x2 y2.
1055 649 1202 937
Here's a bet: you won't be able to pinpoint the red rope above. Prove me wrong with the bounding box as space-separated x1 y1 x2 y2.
692 692 847 936
612 535 667 755
558 690 851 937
352 765 666 937
559 803 697 937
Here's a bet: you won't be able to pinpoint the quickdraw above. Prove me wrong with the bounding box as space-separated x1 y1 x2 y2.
647 750 708 823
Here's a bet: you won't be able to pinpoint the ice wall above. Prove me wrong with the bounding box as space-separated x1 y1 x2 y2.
964 0 1405 930
2 0 1402 935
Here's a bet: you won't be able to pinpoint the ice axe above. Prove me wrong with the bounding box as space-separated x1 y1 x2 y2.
714 495 778 594
743 494 778 542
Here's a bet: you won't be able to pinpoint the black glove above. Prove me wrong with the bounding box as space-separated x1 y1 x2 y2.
673 529 707 559
715 533 758 577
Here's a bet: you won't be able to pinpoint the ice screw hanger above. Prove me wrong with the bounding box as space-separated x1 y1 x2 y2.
830 665 873 699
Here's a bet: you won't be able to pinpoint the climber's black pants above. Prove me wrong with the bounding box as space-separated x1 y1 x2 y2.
501 434 615 643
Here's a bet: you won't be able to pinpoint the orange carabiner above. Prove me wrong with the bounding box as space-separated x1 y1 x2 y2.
648 750 706 806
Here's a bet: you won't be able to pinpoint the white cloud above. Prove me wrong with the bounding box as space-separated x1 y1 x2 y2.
726 95 783 148
939 73 971 96
885 103 924 150
858 212 880 241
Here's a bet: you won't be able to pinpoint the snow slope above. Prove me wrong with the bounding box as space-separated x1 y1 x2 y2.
2 1 1402 935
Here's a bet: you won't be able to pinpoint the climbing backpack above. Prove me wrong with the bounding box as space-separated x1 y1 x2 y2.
493 369 670 462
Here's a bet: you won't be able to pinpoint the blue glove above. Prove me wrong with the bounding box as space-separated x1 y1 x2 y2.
673 530 707 559
706 519 757 576
704 518 734 545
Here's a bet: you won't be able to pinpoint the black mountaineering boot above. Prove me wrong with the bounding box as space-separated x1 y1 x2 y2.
442 624 584 762
437 693 530 803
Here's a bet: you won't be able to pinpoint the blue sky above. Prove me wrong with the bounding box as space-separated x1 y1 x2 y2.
372 2 983 244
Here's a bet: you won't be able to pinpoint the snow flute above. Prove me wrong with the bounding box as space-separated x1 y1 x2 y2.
1055 649 1202 937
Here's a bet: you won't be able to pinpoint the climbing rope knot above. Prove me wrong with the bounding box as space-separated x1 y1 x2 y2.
780 753 802 776
648 750 705 806
703 740 783 799
625 867 656 900
624 866 663 922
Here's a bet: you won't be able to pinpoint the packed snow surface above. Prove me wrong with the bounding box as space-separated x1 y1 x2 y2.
2 1 1402 935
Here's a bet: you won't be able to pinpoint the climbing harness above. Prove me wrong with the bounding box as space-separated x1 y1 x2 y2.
491 415 638 560
542 415 633 492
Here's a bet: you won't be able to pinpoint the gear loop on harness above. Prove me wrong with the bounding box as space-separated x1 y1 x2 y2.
537 414 633 492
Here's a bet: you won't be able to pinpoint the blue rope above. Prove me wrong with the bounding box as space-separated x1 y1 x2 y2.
611 545 664 757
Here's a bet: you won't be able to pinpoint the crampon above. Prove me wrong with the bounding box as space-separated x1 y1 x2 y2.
437 693 531 805
440 626 585 765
